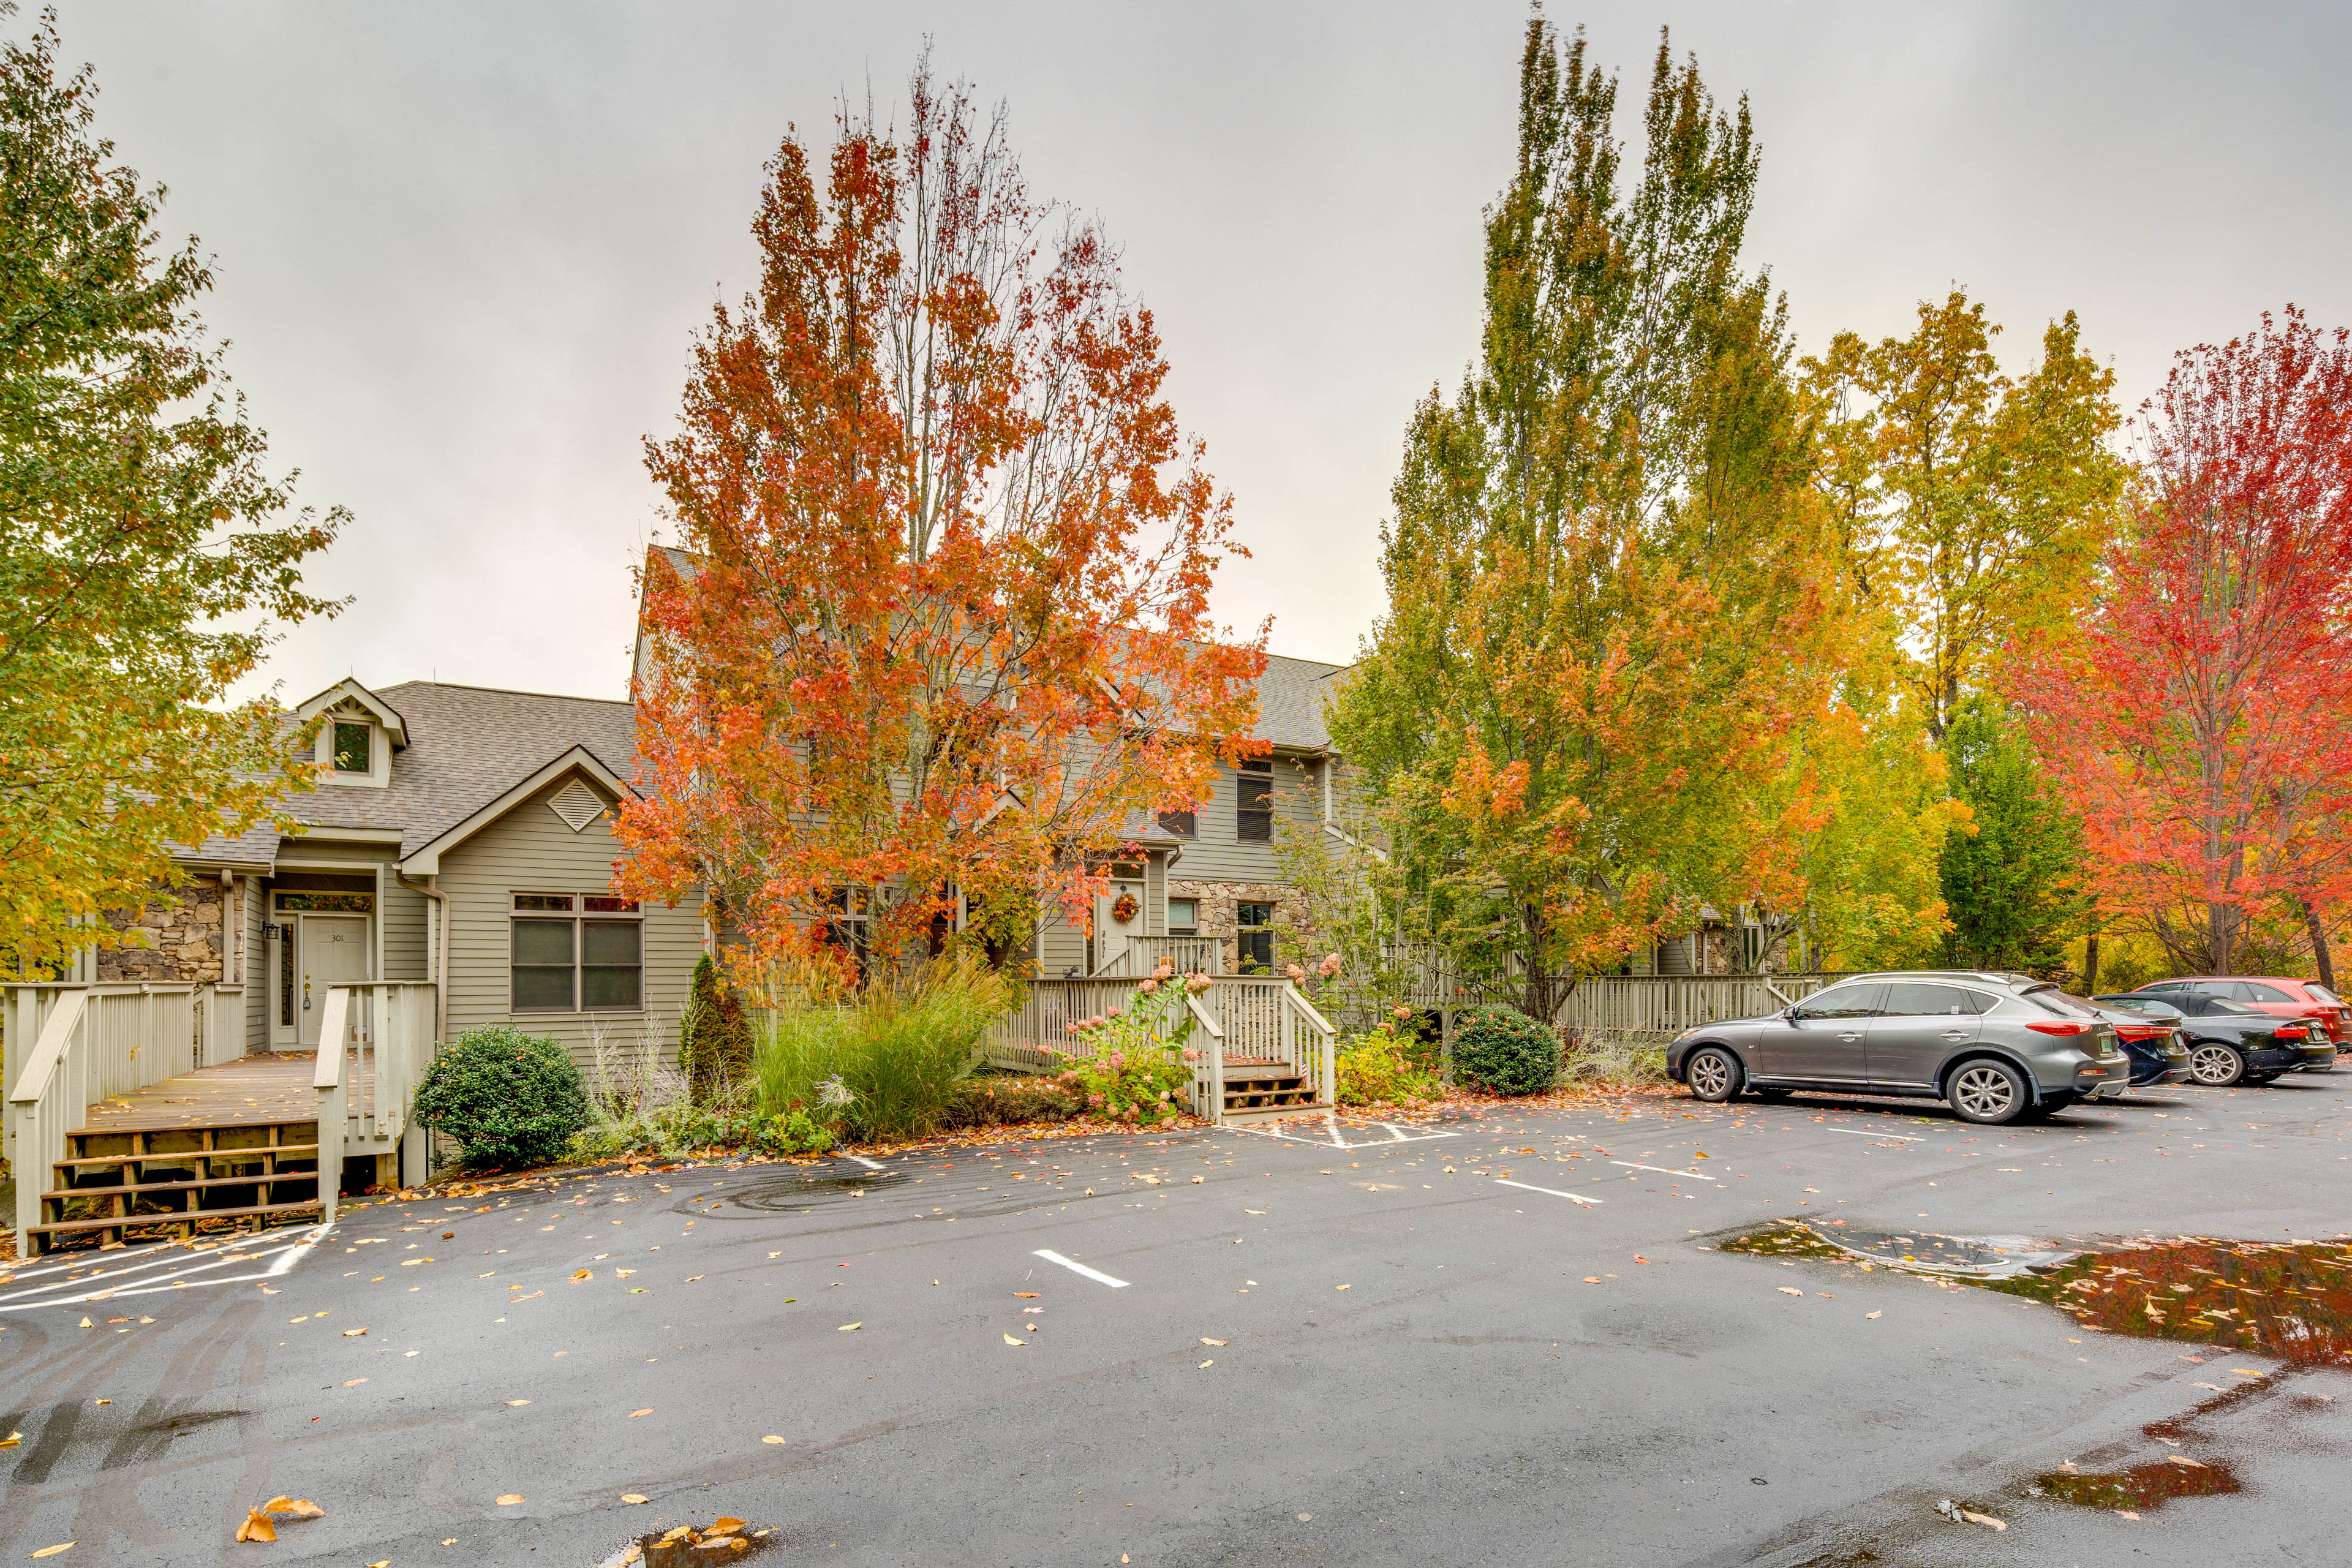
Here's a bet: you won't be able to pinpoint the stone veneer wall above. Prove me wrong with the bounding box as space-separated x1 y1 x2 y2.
94 880 231 984
1167 878 1295 974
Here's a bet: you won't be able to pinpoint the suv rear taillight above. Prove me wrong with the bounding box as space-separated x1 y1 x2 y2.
2114 1025 2168 1042
2026 1021 2092 1036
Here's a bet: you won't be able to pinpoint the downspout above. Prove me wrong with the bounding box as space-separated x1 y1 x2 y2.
395 871 449 1043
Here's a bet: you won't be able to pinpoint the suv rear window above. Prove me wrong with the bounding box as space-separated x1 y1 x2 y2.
2234 981 2293 1003
2309 983 2343 1006
2024 987 2104 1019
1879 982 1992 1017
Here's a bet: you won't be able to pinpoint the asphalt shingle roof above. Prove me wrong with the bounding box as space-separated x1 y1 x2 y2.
181 681 638 867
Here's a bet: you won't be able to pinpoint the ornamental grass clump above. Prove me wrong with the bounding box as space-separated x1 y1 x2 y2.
1337 1014 1442 1107
751 958 1013 1142
412 1025 590 1170
1450 1005 1562 1096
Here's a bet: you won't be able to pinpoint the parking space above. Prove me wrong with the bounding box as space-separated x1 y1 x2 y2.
0 1072 2345 1565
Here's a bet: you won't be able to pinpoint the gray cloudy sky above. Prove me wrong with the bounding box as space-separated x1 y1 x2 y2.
41 1 2352 704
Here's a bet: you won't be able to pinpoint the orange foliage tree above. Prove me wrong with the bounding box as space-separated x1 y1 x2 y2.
616 58 1265 973
2013 310 2352 974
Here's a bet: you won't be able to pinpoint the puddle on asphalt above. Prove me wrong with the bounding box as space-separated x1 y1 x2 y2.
1724 1222 2352 1367
2030 1455 2244 1512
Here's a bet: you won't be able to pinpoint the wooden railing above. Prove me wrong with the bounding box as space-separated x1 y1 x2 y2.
1091 935 1224 978
200 984 246 1066
314 982 438 1221
4 982 203 1249
988 974 1336 1124
1555 973 1852 1035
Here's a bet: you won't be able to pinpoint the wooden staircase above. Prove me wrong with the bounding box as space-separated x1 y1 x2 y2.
28 1053 327 1254
1221 1057 1323 1120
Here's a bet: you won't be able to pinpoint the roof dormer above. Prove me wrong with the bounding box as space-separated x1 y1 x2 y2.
293 677 407 789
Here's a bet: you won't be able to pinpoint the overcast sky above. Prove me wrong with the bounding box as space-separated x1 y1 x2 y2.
39 1 2352 704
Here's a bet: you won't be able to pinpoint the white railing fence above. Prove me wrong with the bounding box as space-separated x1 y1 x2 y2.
989 974 1336 1124
314 981 438 1221
4 982 204 1248
1090 935 1225 979
1555 973 1853 1037
200 984 247 1066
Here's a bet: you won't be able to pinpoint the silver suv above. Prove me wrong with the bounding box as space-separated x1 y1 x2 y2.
1665 971 2128 1125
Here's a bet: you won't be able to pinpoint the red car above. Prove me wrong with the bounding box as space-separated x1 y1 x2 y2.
2129 976 2347 1048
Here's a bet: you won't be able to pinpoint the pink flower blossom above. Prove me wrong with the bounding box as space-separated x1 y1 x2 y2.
1181 1046 1201 1064
1137 977 1159 995
1153 960 1175 981
1283 962 1306 982
1185 973 1213 994
1087 1093 1104 1107
1318 952 1344 978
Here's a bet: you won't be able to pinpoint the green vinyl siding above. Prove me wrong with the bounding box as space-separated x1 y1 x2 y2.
1167 752 1321 882
435 774 699 1068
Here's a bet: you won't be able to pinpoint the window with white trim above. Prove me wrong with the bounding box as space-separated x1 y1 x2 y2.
511 893 642 1011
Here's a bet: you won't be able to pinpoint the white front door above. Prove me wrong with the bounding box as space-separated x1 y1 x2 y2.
297 914 371 1047
1093 883 1145 971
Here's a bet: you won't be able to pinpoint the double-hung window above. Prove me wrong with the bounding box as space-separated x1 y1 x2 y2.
1236 900 1275 973
511 893 642 1011
1237 758 1273 842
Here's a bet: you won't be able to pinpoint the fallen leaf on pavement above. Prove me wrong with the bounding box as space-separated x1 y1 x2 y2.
496 1494 524 1506
1198 1360 1213 1368
342 1378 368 1387
1633 1256 1650 1264
1202 1338 1227 1346
2167 1455 2206 1468
77 1317 91 1329
2116 1510 2140 1520
504 1400 530 1406
1334 1284 1350 1291
837 1322 861 1332
1014 1292 1039 1298
1865 1311 1882 1320
342 1327 368 1337
684 1276 704 1283
1191 1175 1204 1183
1959 1509 2007 1531
235 1512 276 1543
628 1408 654 1418
0 1431 19 1448
29 1545 74 1559
570 1270 591 1281
762 1436 787 1445
1003 1333 1025 1346
1777 1287 1804 1296
1582 1276 1601 1284
262 1499 323 1519
1244 1210 1265 1215
622 1494 649 1504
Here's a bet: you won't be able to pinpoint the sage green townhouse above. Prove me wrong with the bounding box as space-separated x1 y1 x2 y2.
156 677 703 1065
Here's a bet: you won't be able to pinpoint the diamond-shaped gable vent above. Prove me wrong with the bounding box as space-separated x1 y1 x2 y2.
549 778 606 832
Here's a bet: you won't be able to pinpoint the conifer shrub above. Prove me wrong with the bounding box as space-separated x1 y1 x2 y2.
1450 1005 1562 1095
679 954 753 1099
412 1025 590 1169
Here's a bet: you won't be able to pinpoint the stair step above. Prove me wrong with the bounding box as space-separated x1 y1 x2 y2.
26 1198 324 1242
43 1167 321 1203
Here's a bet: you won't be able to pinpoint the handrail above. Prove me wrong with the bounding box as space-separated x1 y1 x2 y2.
314 988 350 1223
7 988 88 1109
1185 992 1224 1122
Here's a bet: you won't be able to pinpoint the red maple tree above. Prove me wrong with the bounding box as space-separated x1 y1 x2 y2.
616 58 1266 973
2013 309 2352 972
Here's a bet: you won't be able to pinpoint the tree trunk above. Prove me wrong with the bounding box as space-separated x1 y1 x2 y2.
2297 896 2335 990
2082 934 2099 995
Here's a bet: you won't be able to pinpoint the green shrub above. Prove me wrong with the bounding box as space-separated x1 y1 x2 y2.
413 1025 590 1170
679 954 753 1100
1451 1005 1561 1095
1337 1022 1442 1107
567 1100 834 1164
752 959 1014 1142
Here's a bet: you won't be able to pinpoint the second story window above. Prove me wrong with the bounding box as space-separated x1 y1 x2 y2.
1237 758 1273 842
1156 807 1197 837
331 720 372 774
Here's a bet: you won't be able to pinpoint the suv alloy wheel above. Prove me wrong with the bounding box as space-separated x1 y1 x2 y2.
1946 1058 2030 1125
1685 1047 1741 1102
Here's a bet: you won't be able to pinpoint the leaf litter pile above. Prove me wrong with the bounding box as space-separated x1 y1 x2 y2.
610 1517 775 1566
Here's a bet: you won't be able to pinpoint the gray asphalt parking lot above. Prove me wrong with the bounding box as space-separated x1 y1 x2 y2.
2 1071 2347 1567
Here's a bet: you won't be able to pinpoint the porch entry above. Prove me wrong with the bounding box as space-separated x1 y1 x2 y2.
269 888 375 1049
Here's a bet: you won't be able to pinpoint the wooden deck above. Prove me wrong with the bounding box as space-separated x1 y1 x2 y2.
74 1052 329 1136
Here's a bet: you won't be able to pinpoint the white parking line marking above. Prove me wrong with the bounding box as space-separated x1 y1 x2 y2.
1232 1115 1462 1150
843 1155 888 1171
1821 1128 1924 1141
1610 1161 1719 1182
0 1224 327 1310
1032 1250 1129 1288
1494 1178 1603 1207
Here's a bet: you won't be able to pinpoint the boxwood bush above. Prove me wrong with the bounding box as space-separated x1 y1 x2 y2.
1451 1005 1562 1095
412 1024 590 1170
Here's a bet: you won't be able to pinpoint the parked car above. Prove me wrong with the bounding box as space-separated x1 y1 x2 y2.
2128 976 2346 1046
2092 991 2333 1085
2079 997 2192 1088
1667 971 2130 1125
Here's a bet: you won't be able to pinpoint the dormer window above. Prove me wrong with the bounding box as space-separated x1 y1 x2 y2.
331 720 372 774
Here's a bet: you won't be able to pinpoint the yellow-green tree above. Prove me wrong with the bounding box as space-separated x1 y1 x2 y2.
1804 292 2129 739
1 18 341 974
